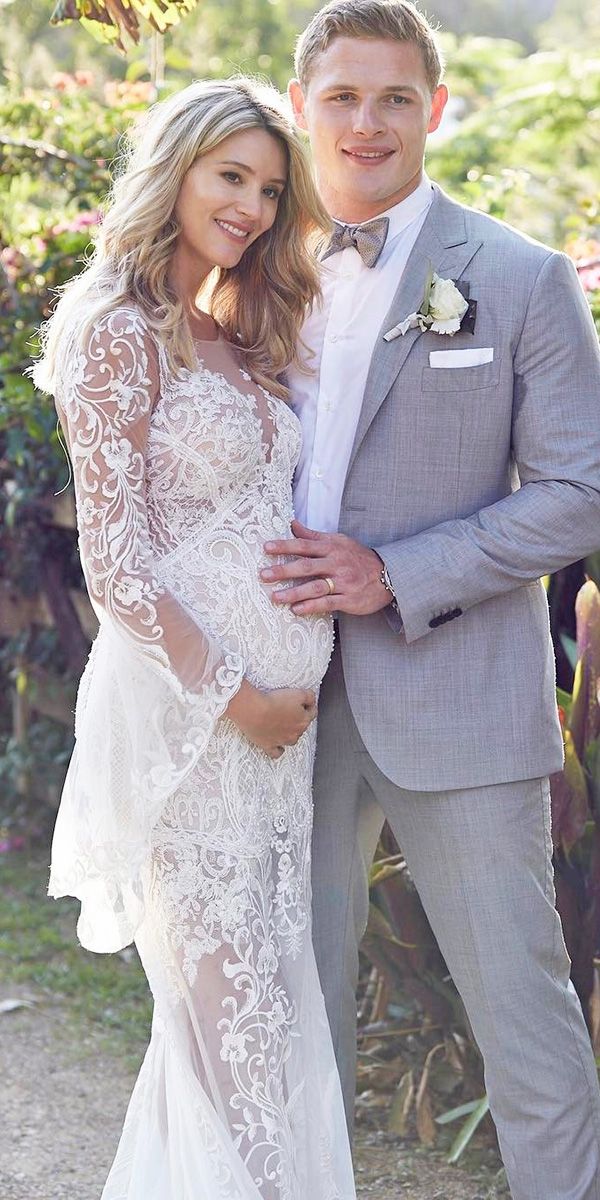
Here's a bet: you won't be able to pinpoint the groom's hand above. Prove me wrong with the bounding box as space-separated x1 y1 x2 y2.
260 521 391 616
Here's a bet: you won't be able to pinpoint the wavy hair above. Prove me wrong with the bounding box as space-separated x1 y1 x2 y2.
295 0 444 95
34 78 330 399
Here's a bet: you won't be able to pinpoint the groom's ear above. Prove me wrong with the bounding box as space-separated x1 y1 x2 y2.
288 79 308 131
428 84 449 135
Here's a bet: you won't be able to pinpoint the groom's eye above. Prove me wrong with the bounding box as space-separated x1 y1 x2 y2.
389 94 410 105
332 93 353 102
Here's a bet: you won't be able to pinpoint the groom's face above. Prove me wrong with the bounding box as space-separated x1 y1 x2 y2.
289 37 447 223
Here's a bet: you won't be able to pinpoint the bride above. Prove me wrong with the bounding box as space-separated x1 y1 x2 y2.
34 78 355 1200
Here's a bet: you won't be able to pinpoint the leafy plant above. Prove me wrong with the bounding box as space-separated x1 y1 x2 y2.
0 77 147 833
550 580 600 1029
50 0 198 50
436 1095 490 1164
576 257 600 337
428 42 600 248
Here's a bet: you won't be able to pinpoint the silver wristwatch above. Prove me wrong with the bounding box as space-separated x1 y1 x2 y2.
379 560 400 615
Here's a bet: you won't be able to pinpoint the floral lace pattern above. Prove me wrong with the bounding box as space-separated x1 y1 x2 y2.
51 307 354 1199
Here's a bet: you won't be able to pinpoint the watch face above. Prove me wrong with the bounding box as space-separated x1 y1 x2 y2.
380 565 397 610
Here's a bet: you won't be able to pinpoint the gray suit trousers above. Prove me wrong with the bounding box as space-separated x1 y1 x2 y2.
312 644 600 1200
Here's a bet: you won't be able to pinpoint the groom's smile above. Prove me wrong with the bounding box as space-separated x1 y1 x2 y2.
342 145 395 165
289 37 447 224
343 145 393 162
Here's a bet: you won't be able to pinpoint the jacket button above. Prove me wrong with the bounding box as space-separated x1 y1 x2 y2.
428 607 463 629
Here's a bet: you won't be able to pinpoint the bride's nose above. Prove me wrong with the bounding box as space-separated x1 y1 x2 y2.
235 186 263 223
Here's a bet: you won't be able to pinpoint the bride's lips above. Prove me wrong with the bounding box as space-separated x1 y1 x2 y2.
342 148 395 165
214 218 254 243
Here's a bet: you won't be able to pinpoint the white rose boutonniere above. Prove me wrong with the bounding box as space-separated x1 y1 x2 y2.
428 275 468 333
384 267 469 341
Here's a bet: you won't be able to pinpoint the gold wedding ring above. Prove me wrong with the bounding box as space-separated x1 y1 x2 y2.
324 576 336 596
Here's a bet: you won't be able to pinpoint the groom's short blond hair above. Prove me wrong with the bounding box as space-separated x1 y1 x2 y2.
294 0 444 95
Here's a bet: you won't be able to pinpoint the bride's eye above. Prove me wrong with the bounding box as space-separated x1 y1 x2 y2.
223 171 242 184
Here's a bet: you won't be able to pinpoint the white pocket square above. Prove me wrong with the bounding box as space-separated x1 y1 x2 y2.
429 347 494 368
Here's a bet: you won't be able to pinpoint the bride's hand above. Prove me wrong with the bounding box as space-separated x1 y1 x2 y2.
226 680 317 758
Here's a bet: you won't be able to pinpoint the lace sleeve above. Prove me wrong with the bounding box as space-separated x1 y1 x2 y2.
50 308 245 952
57 307 238 696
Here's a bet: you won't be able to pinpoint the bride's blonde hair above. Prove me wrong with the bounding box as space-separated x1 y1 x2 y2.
34 78 330 399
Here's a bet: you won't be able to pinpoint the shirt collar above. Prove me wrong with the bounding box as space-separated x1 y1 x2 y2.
331 174 433 238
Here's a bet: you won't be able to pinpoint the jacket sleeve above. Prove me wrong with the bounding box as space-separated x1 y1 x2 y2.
376 252 600 643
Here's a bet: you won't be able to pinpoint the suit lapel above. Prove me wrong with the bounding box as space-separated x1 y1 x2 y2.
347 186 484 476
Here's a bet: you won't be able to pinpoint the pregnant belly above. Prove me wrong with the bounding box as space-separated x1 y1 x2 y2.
240 603 334 691
161 545 334 691
207 591 333 691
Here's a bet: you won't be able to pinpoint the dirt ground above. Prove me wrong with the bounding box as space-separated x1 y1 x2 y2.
0 984 508 1200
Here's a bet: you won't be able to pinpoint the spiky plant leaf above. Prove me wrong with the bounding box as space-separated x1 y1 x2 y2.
447 1095 490 1164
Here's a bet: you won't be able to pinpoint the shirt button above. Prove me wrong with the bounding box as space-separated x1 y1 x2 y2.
329 333 339 343
314 468 324 480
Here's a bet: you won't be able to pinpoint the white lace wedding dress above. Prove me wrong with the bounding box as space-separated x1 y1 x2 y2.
49 306 356 1200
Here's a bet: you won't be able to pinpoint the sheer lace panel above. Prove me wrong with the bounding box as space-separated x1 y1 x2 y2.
143 338 286 564
56 308 229 695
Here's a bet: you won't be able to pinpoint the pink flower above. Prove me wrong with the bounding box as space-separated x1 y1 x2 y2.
50 72 77 94
1 247 19 265
74 211 101 230
0 836 25 853
104 79 156 108
578 264 600 295
1 246 25 281
50 211 101 237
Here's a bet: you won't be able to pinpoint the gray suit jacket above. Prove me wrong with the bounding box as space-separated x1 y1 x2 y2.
336 185 600 790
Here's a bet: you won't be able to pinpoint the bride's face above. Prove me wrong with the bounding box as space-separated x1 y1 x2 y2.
173 127 288 275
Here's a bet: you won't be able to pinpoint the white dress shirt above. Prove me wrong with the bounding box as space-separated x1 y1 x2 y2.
290 175 434 532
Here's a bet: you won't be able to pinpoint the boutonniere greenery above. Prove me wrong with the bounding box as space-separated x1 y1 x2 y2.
384 267 470 342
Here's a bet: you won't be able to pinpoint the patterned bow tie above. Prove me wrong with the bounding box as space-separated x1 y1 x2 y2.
321 216 390 268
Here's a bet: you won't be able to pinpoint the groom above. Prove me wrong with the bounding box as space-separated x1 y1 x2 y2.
261 1 600 1196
